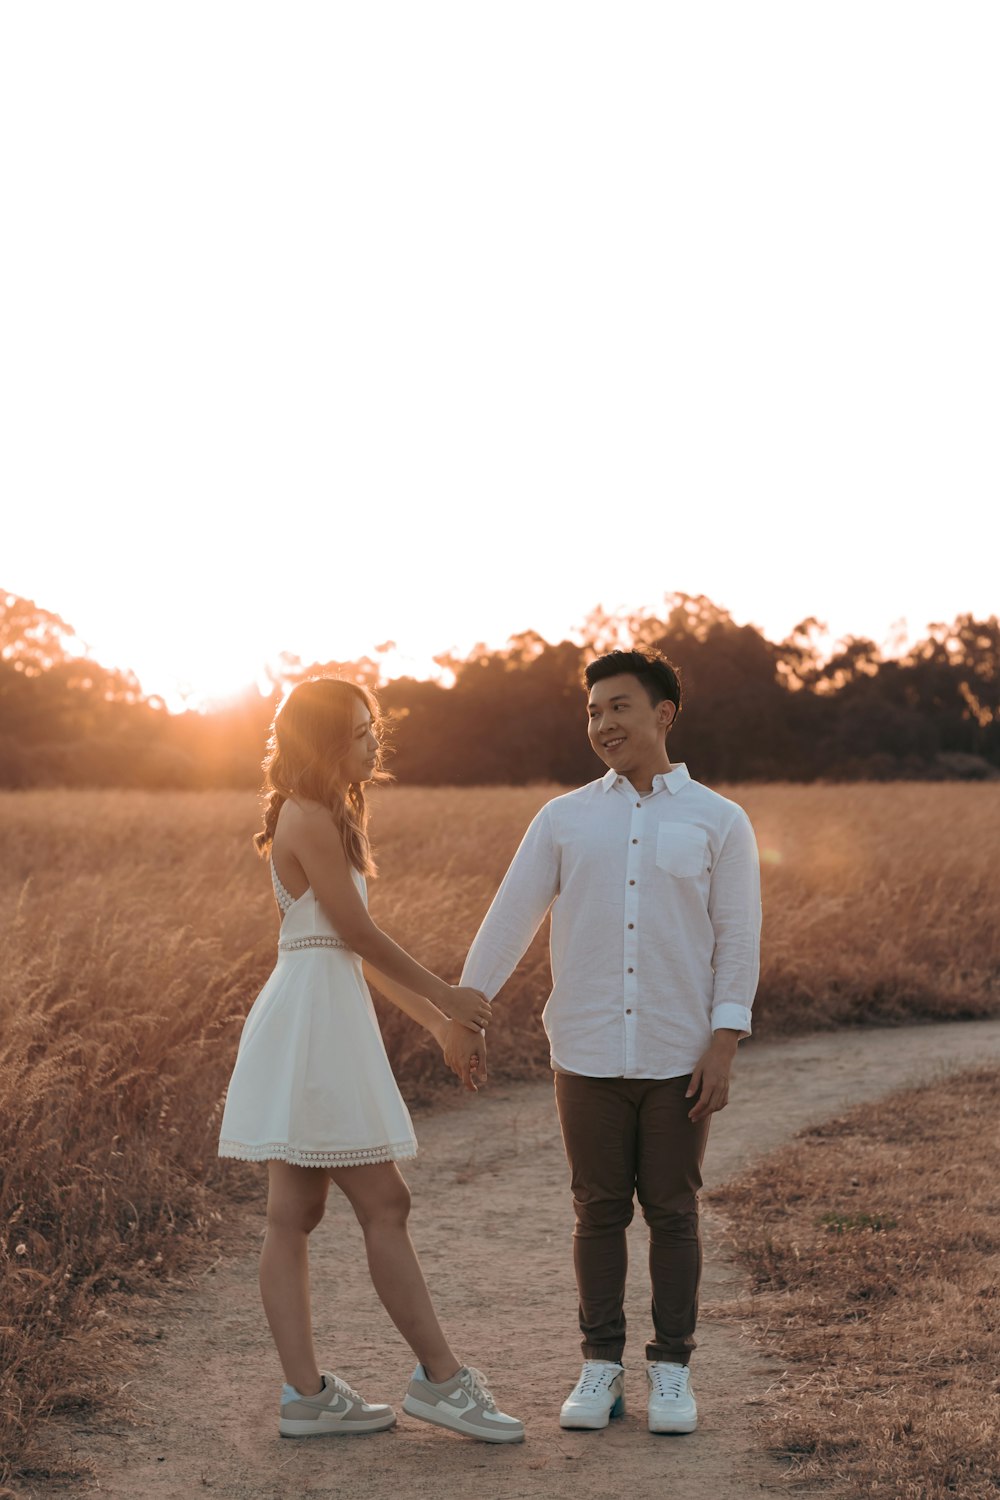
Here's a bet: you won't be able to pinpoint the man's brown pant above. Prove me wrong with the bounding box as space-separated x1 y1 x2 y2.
554 1071 711 1365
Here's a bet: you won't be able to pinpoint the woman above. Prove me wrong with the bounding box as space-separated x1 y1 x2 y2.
218 677 523 1443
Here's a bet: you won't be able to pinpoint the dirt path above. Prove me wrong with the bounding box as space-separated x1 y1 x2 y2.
53 1018 1000 1500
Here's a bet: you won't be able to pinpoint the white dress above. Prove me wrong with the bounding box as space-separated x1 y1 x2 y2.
218 861 417 1168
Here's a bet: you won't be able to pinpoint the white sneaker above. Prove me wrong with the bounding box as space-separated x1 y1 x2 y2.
403 1363 525 1444
559 1360 626 1430
278 1371 396 1437
646 1361 697 1433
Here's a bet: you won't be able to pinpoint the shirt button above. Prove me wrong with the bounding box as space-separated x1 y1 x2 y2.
627 922 634 929
635 801 641 808
632 838 638 844
629 879 636 886
627 967 634 974
616 777 623 783
625 1008 632 1015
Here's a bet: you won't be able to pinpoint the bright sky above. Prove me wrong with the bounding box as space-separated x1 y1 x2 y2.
3 3 998 708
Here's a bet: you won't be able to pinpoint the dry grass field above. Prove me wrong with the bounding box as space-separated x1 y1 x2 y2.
2 781 999 1489
711 1064 1000 1500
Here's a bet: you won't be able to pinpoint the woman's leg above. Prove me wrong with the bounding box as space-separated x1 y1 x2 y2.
259 1162 330 1395
329 1161 461 1384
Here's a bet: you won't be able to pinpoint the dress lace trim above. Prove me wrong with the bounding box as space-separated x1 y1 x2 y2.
219 1139 417 1167
270 862 352 949
278 934 352 952
270 860 298 914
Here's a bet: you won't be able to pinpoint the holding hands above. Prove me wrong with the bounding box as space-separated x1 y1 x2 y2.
442 1019 488 1092
441 985 490 1093
446 984 492 1030
419 984 491 1092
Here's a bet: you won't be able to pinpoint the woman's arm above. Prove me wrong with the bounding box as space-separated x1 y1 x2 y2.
279 801 492 1028
362 962 450 1045
363 963 486 1093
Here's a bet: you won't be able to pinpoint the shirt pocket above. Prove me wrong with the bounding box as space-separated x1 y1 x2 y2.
655 823 709 878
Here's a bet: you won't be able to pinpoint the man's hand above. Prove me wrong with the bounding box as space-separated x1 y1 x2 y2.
446 985 493 1029
442 1020 488 1093
686 1030 739 1122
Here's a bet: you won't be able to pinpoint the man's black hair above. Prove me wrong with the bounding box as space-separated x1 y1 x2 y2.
584 648 682 715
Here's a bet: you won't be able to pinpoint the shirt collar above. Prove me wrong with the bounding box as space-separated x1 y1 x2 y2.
601 763 691 795
658 763 691 794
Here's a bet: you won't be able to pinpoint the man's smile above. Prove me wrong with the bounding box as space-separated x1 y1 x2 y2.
603 735 627 750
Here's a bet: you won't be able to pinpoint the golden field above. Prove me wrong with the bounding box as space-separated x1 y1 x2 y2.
2 782 999 1488
712 1065 1000 1500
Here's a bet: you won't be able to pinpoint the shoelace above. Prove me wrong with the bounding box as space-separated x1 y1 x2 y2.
327 1373 363 1403
648 1364 689 1399
576 1361 622 1396
458 1366 497 1411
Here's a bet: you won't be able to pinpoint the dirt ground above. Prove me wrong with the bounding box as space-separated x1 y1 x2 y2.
45 1017 1000 1500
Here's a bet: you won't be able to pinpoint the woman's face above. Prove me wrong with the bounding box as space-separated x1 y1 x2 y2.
343 699 380 785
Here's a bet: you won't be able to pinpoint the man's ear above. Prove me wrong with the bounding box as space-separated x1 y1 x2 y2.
659 700 676 732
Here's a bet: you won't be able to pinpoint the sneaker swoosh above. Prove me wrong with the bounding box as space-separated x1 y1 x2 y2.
314 1394 352 1417
437 1389 476 1413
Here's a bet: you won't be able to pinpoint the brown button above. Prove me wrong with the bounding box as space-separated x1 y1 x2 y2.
635 801 641 807
629 879 636 886
627 966 634 973
625 1008 632 1015
627 923 634 930
632 838 638 844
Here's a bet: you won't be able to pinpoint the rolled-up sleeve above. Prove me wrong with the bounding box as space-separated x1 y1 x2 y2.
707 810 761 1036
460 806 560 1000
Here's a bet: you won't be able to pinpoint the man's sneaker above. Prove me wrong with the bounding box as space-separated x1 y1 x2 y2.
402 1363 525 1443
559 1361 626 1429
646 1361 697 1433
279 1371 396 1437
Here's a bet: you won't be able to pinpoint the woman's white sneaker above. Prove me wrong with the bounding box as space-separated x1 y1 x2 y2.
559 1360 626 1429
646 1361 697 1433
403 1363 525 1443
279 1371 396 1436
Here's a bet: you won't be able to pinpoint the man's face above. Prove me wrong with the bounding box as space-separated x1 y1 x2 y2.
586 673 675 777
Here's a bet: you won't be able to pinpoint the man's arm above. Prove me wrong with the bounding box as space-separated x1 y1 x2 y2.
460 805 560 999
688 811 762 1122
706 809 761 1038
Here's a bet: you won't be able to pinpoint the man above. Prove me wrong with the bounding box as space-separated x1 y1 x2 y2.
453 647 761 1434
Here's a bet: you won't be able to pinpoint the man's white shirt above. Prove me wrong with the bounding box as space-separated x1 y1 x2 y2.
460 764 761 1079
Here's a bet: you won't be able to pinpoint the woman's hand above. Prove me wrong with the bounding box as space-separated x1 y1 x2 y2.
446 985 492 1029
443 1020 488 1092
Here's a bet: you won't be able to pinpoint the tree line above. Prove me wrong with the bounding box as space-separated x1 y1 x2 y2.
2 590 998 789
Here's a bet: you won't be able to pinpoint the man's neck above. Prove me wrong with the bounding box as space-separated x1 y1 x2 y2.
626 759 674 796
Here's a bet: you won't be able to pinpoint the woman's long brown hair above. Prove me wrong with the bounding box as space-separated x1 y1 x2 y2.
253 677 390 876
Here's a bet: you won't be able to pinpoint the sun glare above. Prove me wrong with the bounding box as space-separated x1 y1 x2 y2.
111 635 456 713
4 7 998 711
109 639 275 713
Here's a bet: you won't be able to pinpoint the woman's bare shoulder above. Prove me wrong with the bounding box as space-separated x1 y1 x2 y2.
277 797 341 851
279 795 330 824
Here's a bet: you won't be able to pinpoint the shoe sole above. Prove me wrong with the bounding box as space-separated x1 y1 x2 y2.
402 1394 525 1444
560 1394 626 1430
648 1415 697 1434
279 1412 397 1437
